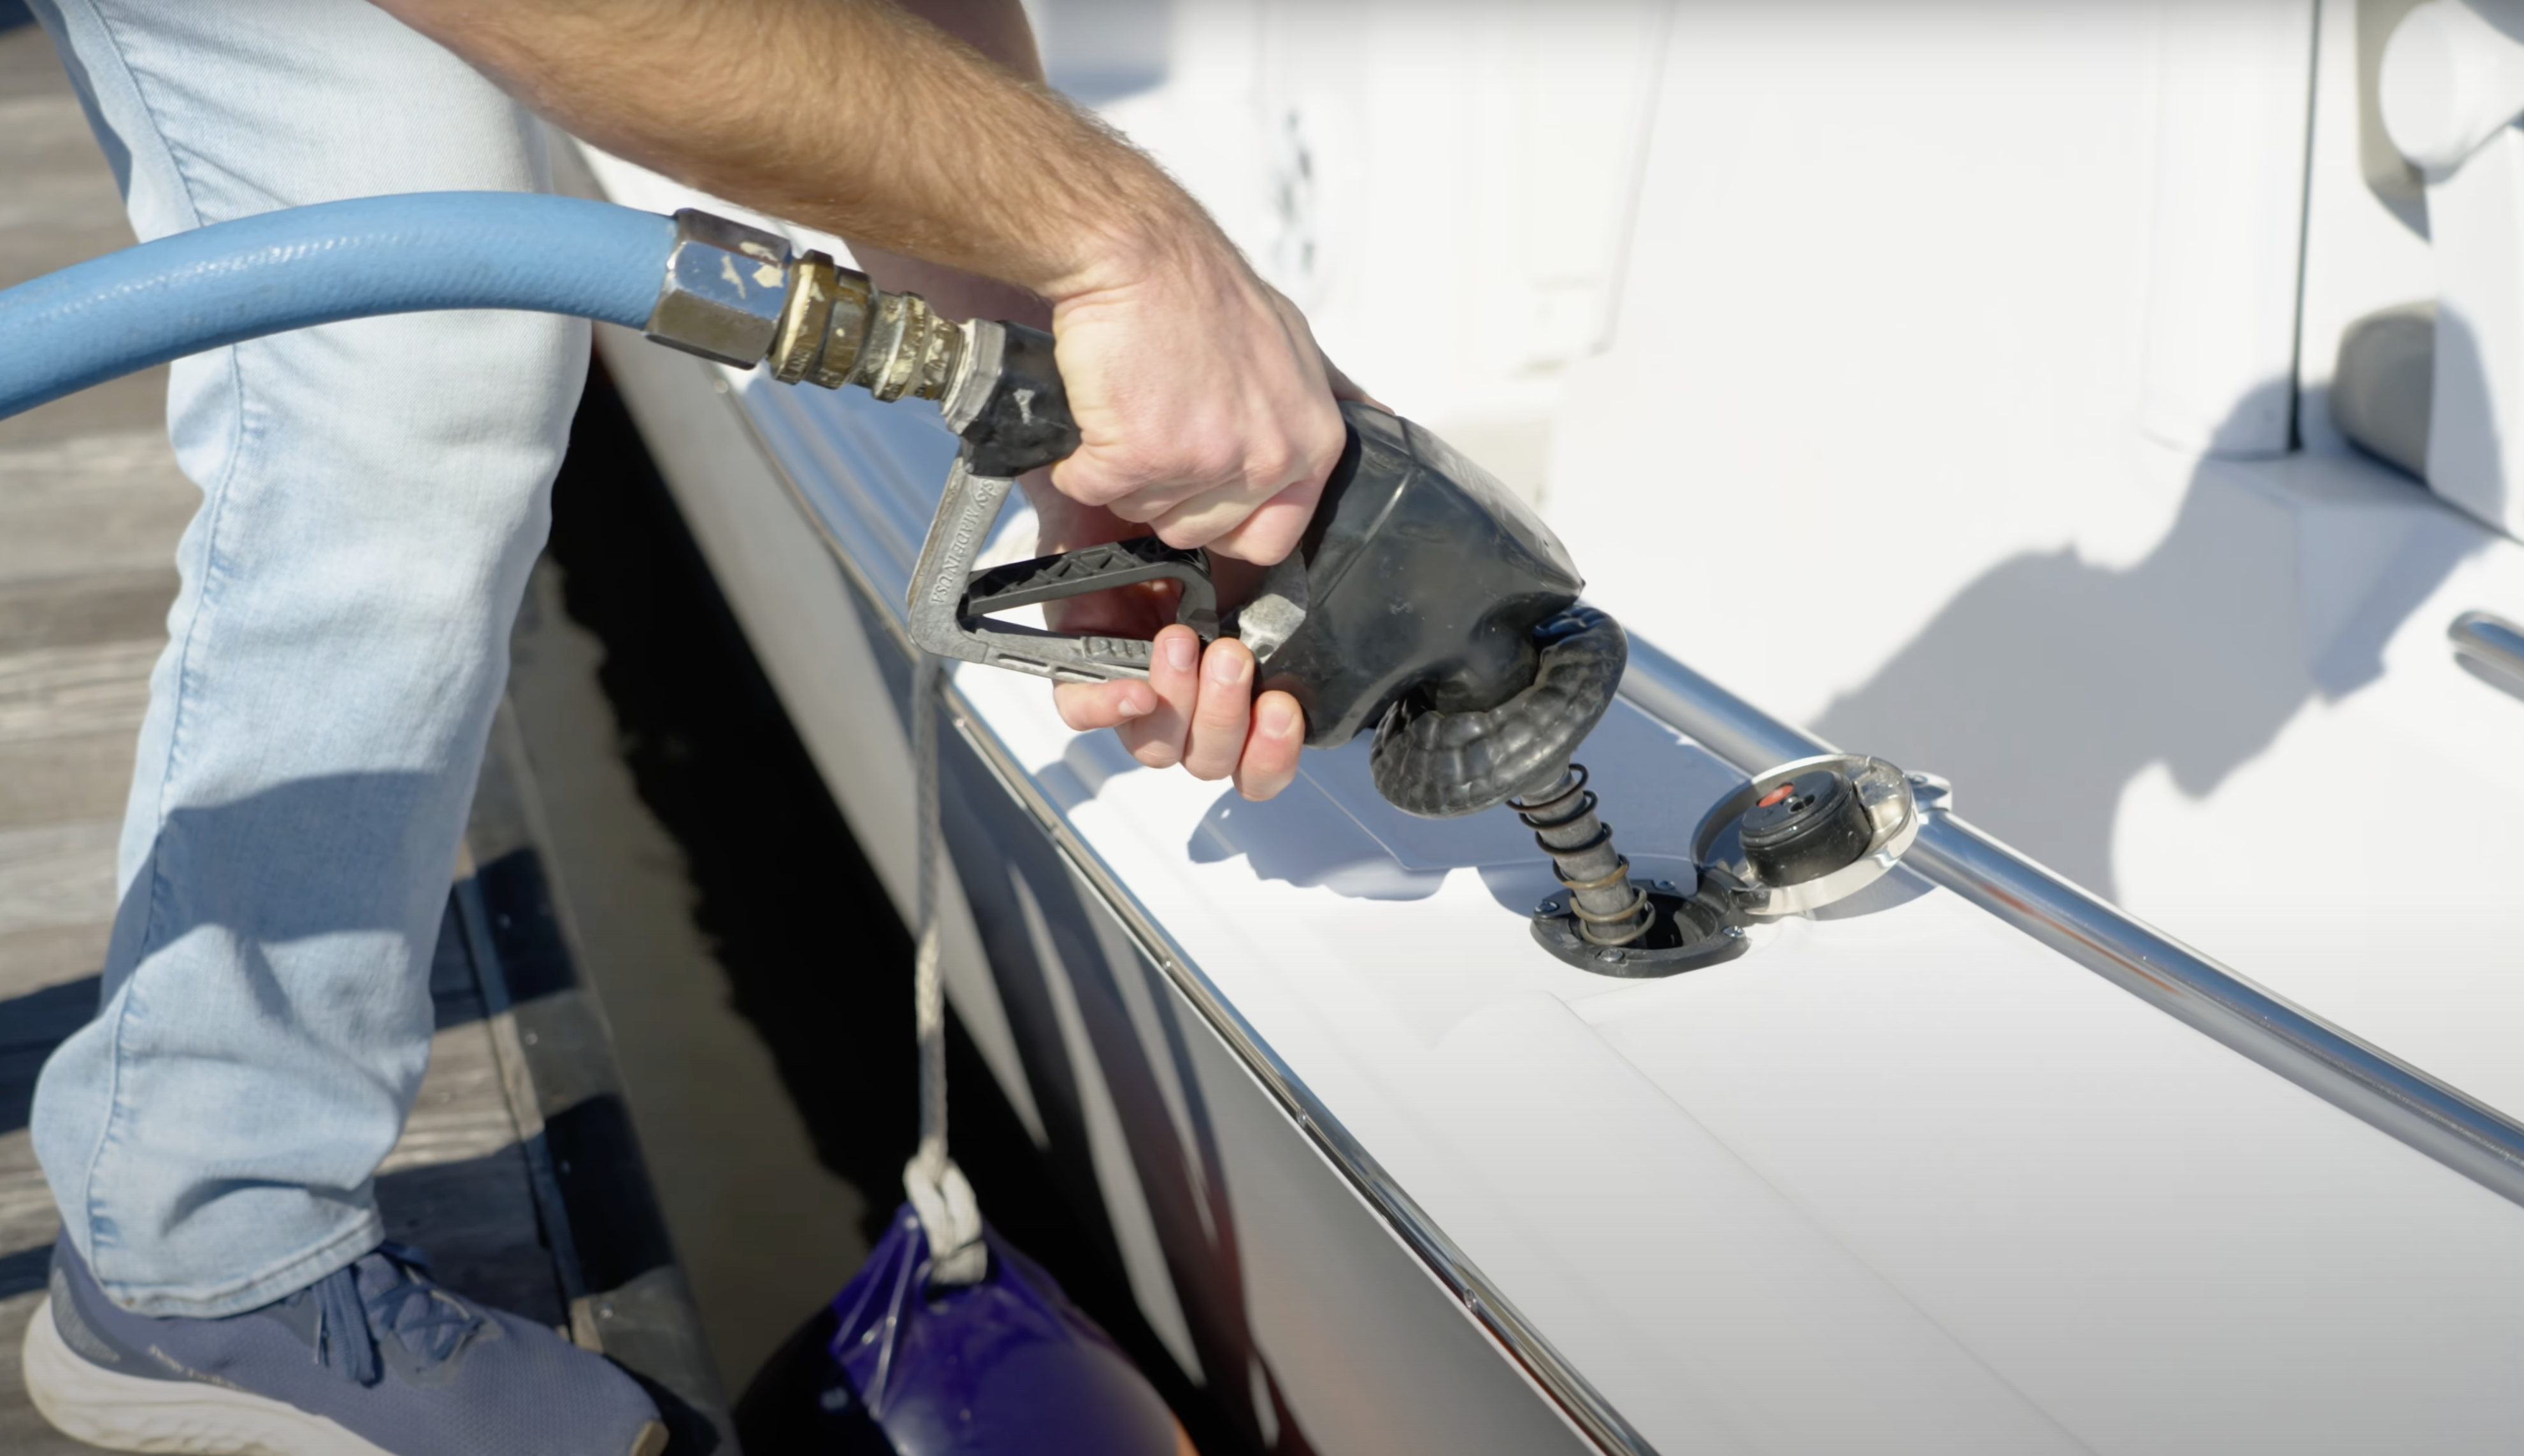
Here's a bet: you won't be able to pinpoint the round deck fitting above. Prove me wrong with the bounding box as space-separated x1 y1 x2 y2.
1530 887 1750 978
1692 753 1920 918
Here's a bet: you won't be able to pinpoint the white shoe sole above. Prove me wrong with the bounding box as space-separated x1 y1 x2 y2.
23 1295 668 1456
22 1295 391 1455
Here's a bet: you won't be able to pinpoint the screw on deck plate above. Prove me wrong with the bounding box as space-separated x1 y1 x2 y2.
1537 900 1561 915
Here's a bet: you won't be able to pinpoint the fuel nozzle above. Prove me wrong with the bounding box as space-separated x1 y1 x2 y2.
638 210 1736 972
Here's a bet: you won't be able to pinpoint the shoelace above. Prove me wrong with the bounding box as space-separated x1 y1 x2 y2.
312 1243 487 1387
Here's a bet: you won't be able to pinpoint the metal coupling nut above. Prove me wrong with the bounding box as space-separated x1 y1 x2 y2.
768 251 873 389
643 209 792 368
768 255 961 404
852 289 963 403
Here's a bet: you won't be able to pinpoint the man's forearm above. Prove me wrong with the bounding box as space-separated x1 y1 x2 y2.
376 0 1206 303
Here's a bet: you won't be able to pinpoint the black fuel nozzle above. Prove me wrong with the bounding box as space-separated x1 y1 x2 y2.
1255 417 1717 970
1261 407 1619 795
784 291 1670 959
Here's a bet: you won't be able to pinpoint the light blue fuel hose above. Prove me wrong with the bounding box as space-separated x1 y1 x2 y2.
0 192 685 422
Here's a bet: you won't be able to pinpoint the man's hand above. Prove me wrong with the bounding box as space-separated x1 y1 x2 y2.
1021 485 1305 801
1048 254 1347 565
376 0 1346 794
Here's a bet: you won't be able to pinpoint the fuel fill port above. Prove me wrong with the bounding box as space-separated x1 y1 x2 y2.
1691 754 1922 918
1526 753 1928 976
1530 881 1751 978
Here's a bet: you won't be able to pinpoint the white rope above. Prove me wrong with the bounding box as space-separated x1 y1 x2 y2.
903 651 986 1285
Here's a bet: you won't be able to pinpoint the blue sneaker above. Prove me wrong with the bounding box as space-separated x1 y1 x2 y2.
23 1232 665 1456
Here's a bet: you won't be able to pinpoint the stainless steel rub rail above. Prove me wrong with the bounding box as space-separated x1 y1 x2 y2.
1620 636 2524 1213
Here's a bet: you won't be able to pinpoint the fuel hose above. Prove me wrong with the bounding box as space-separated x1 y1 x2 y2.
0 191 681 423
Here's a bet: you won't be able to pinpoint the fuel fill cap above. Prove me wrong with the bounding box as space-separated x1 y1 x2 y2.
1739 769 1874 887
1691 753 1924 918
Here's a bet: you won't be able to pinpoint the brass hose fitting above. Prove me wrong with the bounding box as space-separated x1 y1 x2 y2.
767 251 863 387
770 250 960 403
641 208 963 402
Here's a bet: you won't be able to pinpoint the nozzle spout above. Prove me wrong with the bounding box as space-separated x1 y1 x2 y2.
1512 764 1653 948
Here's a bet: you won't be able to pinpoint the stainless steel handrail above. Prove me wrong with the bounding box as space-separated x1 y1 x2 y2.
2451 610 2524 696
1619 634 2524 1212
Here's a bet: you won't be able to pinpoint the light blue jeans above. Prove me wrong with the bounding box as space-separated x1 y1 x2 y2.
27 0 586 1317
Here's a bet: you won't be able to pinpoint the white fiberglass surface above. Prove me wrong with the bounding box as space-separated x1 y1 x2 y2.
599 0 2524 1144
1071 0 2524 1164
671 353 2524 1450
1045 0 2524 1185
948 653 2524 1455
1527 3 2524 1126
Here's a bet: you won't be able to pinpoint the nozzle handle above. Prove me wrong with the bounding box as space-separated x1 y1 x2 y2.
903 315 1230 682
905 455 1217 683
940 317 1080 477
963 538 1217 641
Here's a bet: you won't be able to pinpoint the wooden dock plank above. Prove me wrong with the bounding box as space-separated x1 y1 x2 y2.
0 732 144 833
0 480 201 583
0 1131 57 1259
0 569 184 656
0 85 140 250
0 642 157 742
0 928 108 999
0 819 116 939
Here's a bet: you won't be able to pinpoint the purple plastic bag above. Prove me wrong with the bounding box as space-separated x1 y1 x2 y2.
736 1205 1191 1455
